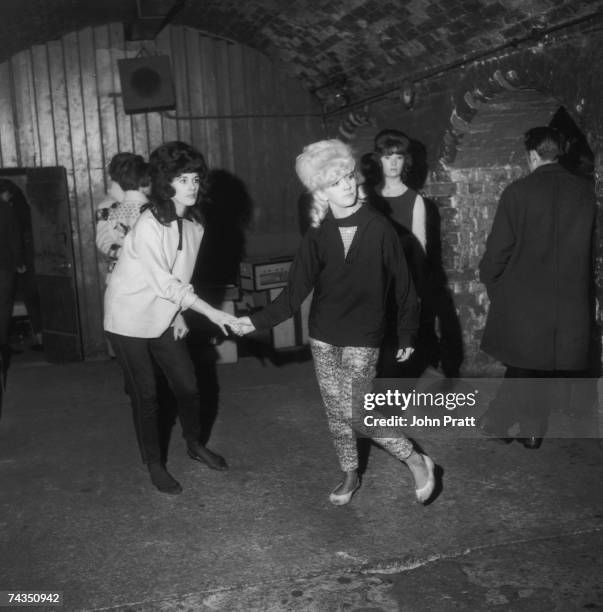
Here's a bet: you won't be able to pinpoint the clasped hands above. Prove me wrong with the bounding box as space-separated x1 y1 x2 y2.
228 316 255 337
205 309 255 337
174 311 255 340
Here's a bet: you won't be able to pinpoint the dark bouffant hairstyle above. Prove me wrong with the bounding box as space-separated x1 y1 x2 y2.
146 141 208 224
373 129 413 182
108 152 150 191
524 126 562 161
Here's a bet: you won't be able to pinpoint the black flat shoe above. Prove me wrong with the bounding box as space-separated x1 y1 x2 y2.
484 435 513 445
478 424 513 444
148 462 183 495
187 442 228 471
516 437 543 449
477 415 513 444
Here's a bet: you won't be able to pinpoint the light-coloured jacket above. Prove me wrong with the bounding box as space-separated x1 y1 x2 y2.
104 209 204 338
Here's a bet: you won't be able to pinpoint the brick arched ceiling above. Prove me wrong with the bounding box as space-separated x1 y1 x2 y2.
0 0 600 102
452 90 560 168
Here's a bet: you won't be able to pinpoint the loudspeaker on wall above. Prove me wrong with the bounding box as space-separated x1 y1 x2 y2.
118 55 176 114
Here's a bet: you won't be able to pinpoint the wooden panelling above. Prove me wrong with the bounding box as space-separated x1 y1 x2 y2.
31 44 56 167
0 61 17 166
0 23 323 357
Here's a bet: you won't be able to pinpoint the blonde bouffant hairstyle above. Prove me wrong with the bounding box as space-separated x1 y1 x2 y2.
295 139 355 228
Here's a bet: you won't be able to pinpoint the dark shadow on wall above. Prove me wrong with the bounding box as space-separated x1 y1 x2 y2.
195 168 254 287
159 169 253 454
422 195 464 378
406 139 429 192
405 138 464 379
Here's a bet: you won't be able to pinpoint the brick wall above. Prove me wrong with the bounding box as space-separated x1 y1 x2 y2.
424 165 524 374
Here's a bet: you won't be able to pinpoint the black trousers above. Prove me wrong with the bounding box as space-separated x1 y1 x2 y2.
107 329 200 464
483 366 577 438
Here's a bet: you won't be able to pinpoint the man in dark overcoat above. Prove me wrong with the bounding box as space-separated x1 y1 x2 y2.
478 126 596 448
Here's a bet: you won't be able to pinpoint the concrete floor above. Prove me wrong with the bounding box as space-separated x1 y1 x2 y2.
1 347 602 611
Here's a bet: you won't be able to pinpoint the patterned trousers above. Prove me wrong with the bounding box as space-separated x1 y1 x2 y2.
310 338 414 472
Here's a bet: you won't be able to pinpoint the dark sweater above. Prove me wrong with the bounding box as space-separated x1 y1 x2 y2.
251 204 419 348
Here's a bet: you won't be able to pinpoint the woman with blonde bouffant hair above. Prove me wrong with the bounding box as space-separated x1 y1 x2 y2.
234 139 439 506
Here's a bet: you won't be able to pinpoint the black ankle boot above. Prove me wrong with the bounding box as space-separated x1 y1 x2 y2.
148 462 182 494
187 440 228 471
516 436 543 450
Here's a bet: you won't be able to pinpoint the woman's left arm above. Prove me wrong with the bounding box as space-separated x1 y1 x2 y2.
172 313 189 339
133 218 199 309
412 194 427 252
384 225 420 349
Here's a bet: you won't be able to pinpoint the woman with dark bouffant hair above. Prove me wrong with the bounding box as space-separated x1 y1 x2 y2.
144 143 207 224
104 141 237 495
372 129 426 252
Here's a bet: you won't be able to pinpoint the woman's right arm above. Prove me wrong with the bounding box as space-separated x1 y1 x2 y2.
188 296 237 335
134 218 237 333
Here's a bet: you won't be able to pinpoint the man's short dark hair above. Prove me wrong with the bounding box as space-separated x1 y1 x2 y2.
108 153 150 191
524 127 562 161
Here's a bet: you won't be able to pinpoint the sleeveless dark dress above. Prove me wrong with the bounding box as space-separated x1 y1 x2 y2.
381 188 416 234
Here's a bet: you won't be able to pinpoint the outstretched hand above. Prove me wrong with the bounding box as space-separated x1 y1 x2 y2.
208 309 239 336
230 316 256 337
396 347 415 362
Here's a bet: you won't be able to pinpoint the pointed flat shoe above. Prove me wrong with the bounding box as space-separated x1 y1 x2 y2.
329 479 360 506
415 454 436 504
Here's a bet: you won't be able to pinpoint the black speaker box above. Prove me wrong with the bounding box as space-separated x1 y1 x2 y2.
118 55 176 114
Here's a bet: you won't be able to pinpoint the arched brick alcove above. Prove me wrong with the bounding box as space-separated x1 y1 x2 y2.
438 91 564 373
439 41 597 167
422 37 601 375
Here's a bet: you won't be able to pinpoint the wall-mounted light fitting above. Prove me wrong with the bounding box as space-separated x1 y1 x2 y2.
400 81 416 109
311 77 350 113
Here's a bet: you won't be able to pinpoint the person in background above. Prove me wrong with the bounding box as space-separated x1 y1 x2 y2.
364 130 436 378
478 127 596 449
0 180 25 383
0 179 43 351
96 152 151 284
96 153 151 358
233 139 438 507
371 129 427 252
104 141 237 494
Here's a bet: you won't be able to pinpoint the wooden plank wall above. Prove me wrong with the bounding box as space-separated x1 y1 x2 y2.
0 23 324 357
